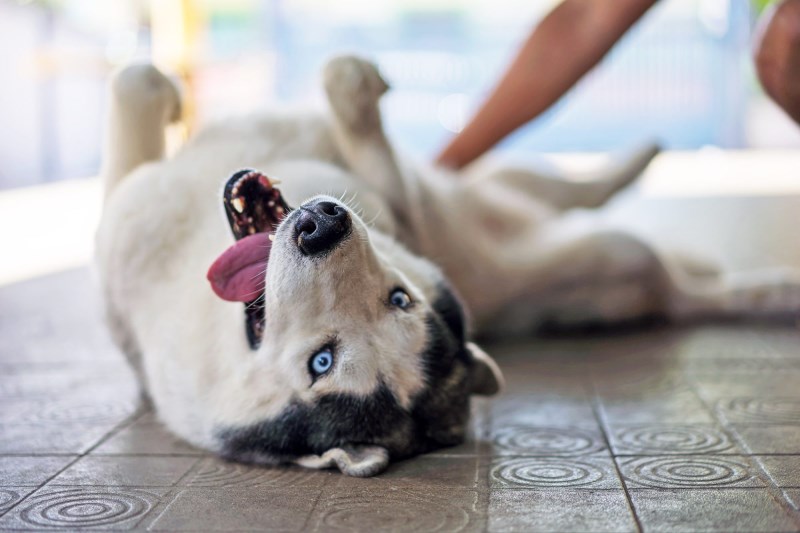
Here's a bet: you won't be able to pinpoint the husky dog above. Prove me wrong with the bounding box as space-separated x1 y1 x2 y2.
96 56 800 476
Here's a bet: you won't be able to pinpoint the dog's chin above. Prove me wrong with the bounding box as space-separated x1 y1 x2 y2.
215 365 473 477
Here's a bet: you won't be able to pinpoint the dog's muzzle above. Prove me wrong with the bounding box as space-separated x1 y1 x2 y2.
294 200 351 256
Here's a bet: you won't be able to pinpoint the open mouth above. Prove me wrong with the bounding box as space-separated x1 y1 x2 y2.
219 169 294 349
223 169 293 239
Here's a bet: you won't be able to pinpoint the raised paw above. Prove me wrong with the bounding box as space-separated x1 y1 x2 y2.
323 55 389 134
111 64 182 123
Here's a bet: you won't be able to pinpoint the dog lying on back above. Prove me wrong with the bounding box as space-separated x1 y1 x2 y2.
97 56 800 476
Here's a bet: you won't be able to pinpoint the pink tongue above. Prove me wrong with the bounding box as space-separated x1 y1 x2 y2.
207 232 272 302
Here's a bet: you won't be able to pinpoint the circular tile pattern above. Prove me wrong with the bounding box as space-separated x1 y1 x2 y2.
188 460 313 487
494 426 602 455
0 489 20 508
321 493 470 532
721 397 800 424
189 461 266 486
616 426 730 454
492 458 604 488
18 489 151 528
629 457 750 488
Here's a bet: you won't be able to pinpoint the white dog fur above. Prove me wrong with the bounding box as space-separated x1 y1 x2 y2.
97 56 800 476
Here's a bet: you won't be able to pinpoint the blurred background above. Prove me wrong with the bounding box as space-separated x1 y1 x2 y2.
1 0 800 286
1 0 799 190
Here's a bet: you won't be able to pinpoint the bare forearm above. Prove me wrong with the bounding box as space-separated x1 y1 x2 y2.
754 0 800 124
436 0 656 170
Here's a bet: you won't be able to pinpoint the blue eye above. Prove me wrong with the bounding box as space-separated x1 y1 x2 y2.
309 348 334 377
389 288 412 309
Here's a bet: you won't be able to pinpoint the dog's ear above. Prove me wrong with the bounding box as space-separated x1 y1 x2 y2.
465 342 504 396
294 444 389 477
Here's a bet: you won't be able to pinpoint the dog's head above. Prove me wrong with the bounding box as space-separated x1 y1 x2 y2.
206 170 502 476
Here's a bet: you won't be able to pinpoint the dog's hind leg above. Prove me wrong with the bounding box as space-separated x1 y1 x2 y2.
511 228 800 331
102 64 181 198
483 142 660 211
669 267 800 321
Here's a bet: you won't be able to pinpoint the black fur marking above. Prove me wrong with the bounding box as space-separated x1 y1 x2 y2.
218 287 475 467
219 382 418 462
431 282 467 344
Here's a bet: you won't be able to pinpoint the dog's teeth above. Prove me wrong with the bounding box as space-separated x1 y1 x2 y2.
247 216 253 223
268 234 275 241
268 201 275 207
271 178 282 185
231 197 245 213
276 206 284 215
248 226 256 235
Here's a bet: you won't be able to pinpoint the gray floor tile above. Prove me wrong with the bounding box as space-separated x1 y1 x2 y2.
0 374 80 401
0 396 138 426
91 413 206 456
7 269 800 531
353 455 480 489
592 371 692 401
490 425 608 456
686 357 800 375
599 390 716 425
756 456 800 488
150 488 321 531
629 489 799 532
309 486 480 532
731 425 800 454
607 425 739 455
49 455 198 486
0 486 166 530
694 375 800 403
618 456 764 489
0 423 114 454
491 394 599 429
0 487 37 515
183 456 335 488
673 327 779 361
784 489 800 511
488 489 637 532
716 397 800 425
489 456 622 489
0 457 75 486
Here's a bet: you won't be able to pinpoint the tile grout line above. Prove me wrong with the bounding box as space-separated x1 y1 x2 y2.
301 475 328 532
0 407 148 520
132 454 205 530
686 374 800 528
589 389 644 533
478 397 493 533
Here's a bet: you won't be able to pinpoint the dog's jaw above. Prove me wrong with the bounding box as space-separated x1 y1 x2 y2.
210 169 294 348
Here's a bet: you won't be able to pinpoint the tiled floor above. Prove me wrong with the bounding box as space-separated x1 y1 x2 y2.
3 269 800 532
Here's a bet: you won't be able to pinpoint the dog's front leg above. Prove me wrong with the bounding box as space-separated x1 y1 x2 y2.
322 56 425 239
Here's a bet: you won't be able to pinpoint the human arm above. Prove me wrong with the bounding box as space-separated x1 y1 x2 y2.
435 0 658 170
754 0 800 125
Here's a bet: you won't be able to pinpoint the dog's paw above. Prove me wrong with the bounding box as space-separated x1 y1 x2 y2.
111 64 182 123
323 55 388 133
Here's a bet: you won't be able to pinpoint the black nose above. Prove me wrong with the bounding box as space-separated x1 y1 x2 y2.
293 200 351 256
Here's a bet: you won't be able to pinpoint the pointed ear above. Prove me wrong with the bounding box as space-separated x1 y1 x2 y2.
465 342 504 396
294 445 389 477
